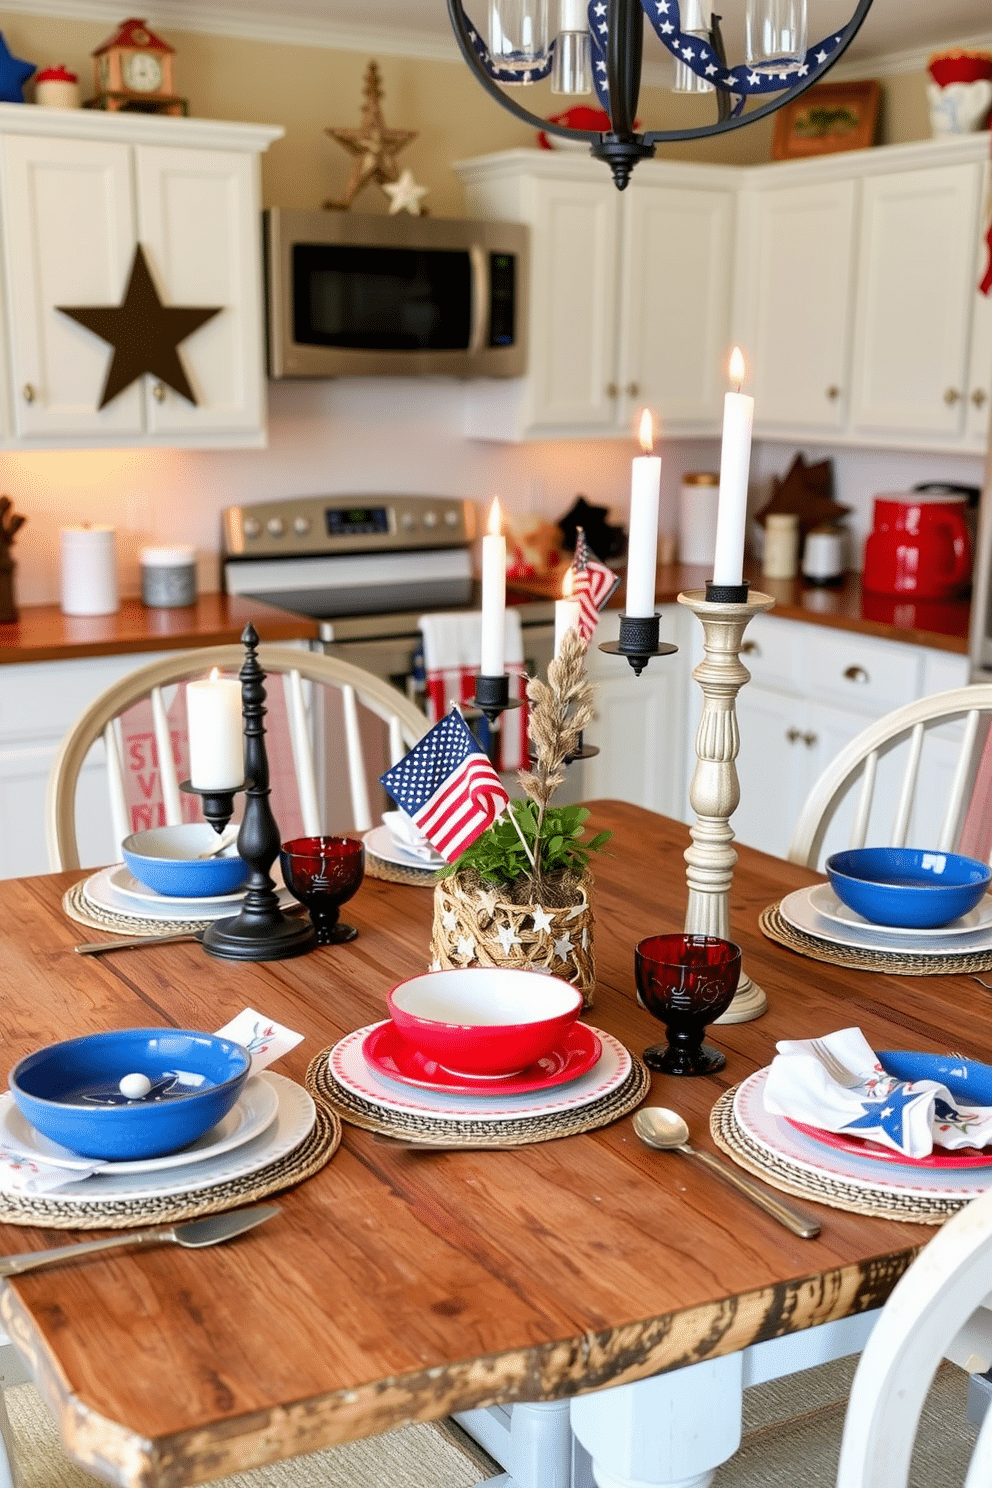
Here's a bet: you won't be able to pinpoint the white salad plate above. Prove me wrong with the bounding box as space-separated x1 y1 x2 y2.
0 1074 316 1203
807 882 992 940
0 1073 280 1174
778 885 992 957
331 1021 631 1122
363 825 441 871
86 864 293 922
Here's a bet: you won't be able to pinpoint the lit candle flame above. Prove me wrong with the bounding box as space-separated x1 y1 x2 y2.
209 667 221 682
563 568 574 598
487 497 502 536
728 345 746 392
638 408 654 454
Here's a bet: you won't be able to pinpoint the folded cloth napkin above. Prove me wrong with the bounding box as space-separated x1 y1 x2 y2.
382 810 441 863
764 1026 992 1158
418 610 528 772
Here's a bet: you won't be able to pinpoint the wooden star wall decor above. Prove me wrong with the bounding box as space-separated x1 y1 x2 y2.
323 60 417 210
57 244 222 409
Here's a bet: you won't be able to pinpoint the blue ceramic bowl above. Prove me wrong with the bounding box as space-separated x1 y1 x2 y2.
825 847 992 929
121 823 248 898
9 1030 251 1160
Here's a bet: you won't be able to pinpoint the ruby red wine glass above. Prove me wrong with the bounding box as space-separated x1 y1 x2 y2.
279 836 365 945
634 934 741 1076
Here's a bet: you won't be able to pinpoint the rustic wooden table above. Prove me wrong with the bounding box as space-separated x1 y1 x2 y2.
0 801 986 1488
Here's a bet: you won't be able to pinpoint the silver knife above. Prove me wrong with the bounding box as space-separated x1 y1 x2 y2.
0 1203 280 1276
75 929 206 955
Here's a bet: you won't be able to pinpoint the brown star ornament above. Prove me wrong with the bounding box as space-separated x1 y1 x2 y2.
324 60 417 210
57 244 222 409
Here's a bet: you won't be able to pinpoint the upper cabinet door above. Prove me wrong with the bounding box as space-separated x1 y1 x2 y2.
850 162 981 438
734 178 857 433
618 182 734 430
0 133 142 438
134 145 265 442
966 161 992 447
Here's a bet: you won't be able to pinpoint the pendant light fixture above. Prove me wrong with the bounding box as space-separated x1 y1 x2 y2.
448 0 875 188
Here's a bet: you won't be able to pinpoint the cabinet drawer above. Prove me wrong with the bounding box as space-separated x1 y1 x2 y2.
0 652 173 742
738 614 798 690
806 629 922 712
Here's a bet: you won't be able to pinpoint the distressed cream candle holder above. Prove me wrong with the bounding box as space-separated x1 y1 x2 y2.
677 586 775 1024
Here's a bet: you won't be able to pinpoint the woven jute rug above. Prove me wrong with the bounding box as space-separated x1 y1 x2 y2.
759 902 992 976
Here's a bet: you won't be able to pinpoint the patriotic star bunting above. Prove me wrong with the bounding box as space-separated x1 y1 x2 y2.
380 709 509 863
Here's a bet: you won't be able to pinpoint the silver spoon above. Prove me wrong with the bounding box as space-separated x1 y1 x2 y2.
632 1107 821 1239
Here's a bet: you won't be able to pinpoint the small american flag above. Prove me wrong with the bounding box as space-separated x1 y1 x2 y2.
379 709 509 863
570 527 620 644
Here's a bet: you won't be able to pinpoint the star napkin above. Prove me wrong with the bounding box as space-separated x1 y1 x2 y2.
763 1027 992 1158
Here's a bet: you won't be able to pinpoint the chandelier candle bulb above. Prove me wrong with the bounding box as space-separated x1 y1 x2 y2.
625 409 662 618
187 669 243 791
713 348 754 589
480 497 507 677
555 571 582 657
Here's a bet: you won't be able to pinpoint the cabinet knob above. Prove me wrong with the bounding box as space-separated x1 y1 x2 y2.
802 731 818 748
826 385 840 400
944 387 962 405
843 665 869 684
785 726 802 743
741 640 760 656
152 382 167 403
605 383 618 398
973 389 988 409
22 384 34 404
625 382 639 398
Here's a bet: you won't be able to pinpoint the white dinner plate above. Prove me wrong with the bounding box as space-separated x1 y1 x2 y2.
331 1022 631 1122
733 1068 992 1200
85 864 294 923
778 885 992 957
0 1073 280 1174
362 825 441 871
807 882 992 940
0 1074 317 1203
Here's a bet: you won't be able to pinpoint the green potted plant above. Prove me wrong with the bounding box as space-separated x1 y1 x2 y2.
430 627 610 1007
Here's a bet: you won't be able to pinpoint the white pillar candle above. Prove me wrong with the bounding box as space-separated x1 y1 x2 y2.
555 571 582 656
480 497 506 677
712 347 755 588
187 669 243 791
59 527 119 616
561 0 586 28
624 409 661 618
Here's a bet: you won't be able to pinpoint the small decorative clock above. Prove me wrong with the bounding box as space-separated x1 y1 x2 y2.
86 17 187 115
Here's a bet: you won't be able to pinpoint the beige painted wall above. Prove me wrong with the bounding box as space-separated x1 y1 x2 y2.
0 10 944 219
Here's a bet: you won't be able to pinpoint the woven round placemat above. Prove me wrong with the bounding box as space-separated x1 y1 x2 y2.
759 902 992 976
364 852 438 888
64 879 215 938
0 1103 340 1230
710 1086 964 1223
306 1044 650 1146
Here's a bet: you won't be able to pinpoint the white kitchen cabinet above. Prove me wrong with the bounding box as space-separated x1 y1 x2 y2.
965 160 992 448
457 150 736 440
0 105 281 450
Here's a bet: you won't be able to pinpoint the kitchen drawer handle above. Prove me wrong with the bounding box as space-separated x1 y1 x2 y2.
944 387 962 405
844 665 869 684
606 382 618 398
625 381 639 398
826 385 840 400
741 640 760 656
22 384 34 404
152 382 166 403
973 389 988 409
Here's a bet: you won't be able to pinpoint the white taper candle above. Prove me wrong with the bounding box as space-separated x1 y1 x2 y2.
624 409 661 618
712 347 755 588
480 497 507 676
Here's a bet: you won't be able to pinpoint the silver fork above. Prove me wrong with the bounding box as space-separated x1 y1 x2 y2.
808 1038 863 1088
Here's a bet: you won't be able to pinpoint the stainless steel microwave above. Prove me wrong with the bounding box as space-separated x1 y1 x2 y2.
263 208 528 379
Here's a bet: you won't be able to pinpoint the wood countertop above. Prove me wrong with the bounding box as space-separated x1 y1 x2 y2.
510 563 972 656
0 594 320 666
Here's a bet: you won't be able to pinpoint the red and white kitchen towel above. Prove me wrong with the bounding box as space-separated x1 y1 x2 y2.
418 610 528 772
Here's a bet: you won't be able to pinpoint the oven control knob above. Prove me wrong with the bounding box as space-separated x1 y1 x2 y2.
444 510 460 528
243 518 261 539
293 516 311 536
266 517 286 538
401 512 417 530
423 510 438 529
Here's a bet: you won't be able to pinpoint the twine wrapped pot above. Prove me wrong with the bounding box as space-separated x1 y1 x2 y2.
430 869 596 1009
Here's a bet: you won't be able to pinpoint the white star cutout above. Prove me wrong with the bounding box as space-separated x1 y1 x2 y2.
660 20 673 33
815 49 827 63
596 60 607 71
658 0 669 9
705 62 717 75
682 46 695 61
797 63 809 75
747 70 761 84
441 907 458 932
598 21 608 33
496 924 521 955
531 908 555 935
593 2 606 13
456 935 476 960
553 932 573 961
383 169 428 216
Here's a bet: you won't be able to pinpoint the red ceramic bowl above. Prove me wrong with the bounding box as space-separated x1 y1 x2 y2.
386 968 584 1077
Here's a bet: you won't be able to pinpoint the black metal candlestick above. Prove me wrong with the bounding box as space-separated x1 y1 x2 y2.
599 612 679 676
187 623 317 963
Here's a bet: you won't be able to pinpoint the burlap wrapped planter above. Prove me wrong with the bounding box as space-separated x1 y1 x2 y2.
430 870 596 1009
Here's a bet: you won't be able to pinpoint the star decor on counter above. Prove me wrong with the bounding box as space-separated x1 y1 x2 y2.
557 495 627 561
383 168 428 217
0 496 26 623
57 243 222 410
0 33 35 102
754 452 851 538
323 59 417 210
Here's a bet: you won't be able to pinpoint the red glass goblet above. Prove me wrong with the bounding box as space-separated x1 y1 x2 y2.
279 836 365 945
634 934 741 1076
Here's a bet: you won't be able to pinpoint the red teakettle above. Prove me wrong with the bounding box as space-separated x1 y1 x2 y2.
862 493 972 599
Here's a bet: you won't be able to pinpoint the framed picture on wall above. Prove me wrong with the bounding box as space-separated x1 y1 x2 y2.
771 80 881 161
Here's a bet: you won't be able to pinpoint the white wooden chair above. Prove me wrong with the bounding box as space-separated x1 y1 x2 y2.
788 685 992 871
45 643 429 871
836 1185 992 1487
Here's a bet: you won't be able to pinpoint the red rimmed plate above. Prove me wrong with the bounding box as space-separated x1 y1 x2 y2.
362 1021 602 1096
786 1118 992 1170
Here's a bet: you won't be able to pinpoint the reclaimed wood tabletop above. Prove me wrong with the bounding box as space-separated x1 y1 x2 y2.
0 800 986 1487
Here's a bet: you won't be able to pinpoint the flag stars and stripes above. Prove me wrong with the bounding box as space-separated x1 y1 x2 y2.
379 709 509 864
570 528 620 645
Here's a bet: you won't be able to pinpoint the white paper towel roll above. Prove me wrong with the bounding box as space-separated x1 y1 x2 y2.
60 527 119 616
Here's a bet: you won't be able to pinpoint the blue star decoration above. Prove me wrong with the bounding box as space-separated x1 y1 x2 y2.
0 35 35 103
840 1084 931 1147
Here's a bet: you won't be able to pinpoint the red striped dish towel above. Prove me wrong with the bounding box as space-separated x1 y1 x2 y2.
418 611 528 773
